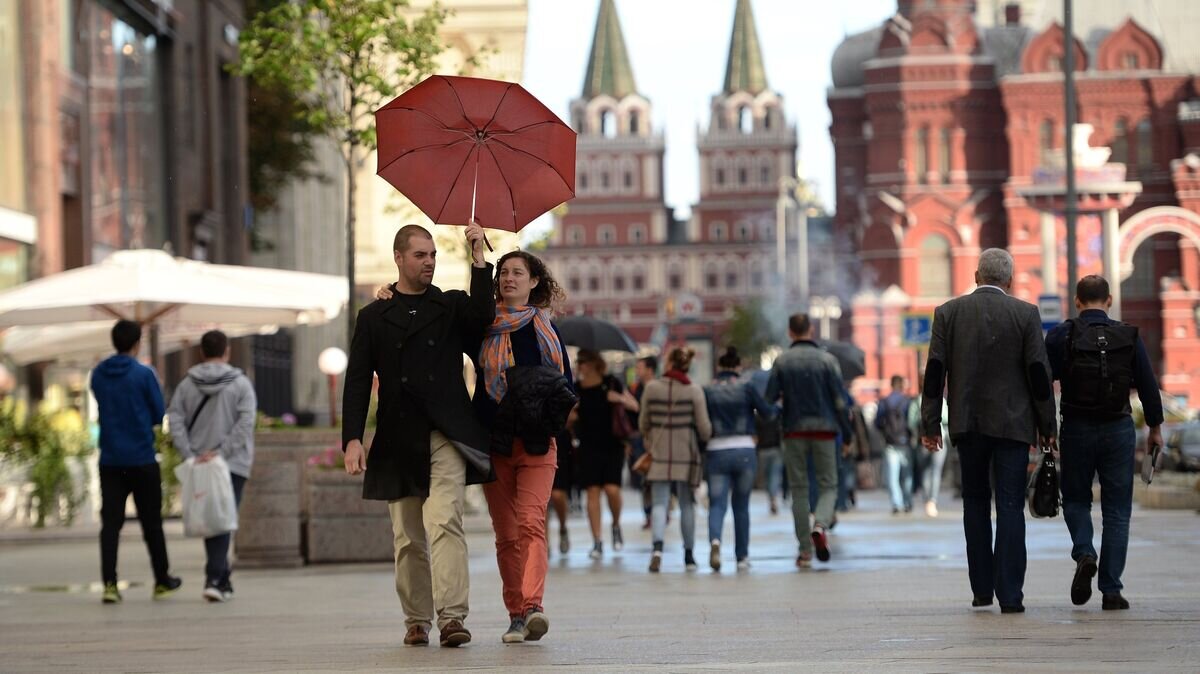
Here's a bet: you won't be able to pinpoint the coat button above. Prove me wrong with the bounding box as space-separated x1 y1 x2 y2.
427 339 435 346
401 376 408 383
428 375 435 382
396 341 403 349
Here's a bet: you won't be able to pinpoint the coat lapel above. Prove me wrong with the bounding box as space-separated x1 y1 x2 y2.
379 285 448 335
405 286 448 336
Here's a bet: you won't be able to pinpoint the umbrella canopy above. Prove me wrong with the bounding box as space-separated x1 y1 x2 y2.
820 340 866 382
0 321 279 366
555 315 638 353
375 75 576 233
0 249 345 329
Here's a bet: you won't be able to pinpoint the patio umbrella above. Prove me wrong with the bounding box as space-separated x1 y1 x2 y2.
555 315 638 353
0 321 279 366
819 340 866 382
375 75 576 243
0 249 345 329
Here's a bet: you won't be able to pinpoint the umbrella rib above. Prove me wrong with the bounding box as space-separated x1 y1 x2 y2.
378 106 470 137
377 137 473 177
485 120 563 137
441 78 475 130
483 144 518 229
480 83 516 135
489 137 573 195
433 144 479 223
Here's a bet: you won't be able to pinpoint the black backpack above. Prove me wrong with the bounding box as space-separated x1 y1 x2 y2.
1061 318 1138 417
881 396 910 446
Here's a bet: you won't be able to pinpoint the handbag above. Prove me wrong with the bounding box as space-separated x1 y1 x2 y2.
1027 440 1060 518
632 451 652 475
607 376 636 441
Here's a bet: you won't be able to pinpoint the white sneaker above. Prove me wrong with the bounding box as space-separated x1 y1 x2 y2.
203 585 227 603
736 559 751 571
925 501 939 518
588 542 602 560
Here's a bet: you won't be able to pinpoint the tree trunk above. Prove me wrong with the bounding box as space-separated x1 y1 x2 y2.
346 143 357 349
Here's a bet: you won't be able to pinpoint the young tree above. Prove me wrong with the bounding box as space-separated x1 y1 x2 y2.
232 0 449 345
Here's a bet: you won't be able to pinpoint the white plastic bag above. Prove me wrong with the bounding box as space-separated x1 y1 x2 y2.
175 456 239 538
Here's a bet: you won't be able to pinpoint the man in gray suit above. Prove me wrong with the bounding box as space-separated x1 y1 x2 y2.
921 248 1057 614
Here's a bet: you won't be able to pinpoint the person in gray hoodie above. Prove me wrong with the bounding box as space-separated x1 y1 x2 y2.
167 330 257 602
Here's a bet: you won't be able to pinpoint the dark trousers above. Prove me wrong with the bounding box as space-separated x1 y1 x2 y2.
205 474 248 586
1060 417 1135 595
956 433 1029 607
100 463 170 585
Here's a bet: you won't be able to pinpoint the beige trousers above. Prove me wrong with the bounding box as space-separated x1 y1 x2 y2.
388 430 469 630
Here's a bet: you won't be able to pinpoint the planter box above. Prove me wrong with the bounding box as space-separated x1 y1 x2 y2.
304 467 393 563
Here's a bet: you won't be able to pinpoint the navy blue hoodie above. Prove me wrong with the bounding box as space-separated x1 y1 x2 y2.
90 354 166 466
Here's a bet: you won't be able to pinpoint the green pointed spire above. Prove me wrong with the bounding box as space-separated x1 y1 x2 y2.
582 0 638 99
723 0 769 95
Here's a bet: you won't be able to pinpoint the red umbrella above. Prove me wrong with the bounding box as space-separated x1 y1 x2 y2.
375 75 576 241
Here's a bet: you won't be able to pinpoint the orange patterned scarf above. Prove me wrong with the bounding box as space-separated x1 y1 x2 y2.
479 305 564 402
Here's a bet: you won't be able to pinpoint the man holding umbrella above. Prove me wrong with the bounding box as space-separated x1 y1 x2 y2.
342 221 494 648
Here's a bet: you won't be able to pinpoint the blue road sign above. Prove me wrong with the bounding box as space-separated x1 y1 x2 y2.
1038 294 1063 331
901 313 932 347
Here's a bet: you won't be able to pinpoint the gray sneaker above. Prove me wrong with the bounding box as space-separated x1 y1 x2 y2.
523 608 549 642
502 617 526 644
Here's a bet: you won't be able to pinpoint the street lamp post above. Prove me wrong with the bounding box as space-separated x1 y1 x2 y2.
318 347 349 427
1064 0 1079 315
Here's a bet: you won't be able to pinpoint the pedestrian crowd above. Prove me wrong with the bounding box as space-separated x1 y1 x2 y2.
88 228 1162 648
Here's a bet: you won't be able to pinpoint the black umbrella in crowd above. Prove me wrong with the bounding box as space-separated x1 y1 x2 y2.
554 315 638 353
819 340 866 382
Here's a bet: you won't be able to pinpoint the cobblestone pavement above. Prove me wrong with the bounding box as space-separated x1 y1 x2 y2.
1 489 1197 672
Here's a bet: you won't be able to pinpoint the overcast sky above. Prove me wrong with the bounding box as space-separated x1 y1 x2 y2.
519 0 896 237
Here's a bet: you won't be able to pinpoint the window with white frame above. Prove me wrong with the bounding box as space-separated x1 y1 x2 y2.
629 224 646 245
568 226 585 246
597 225 616 246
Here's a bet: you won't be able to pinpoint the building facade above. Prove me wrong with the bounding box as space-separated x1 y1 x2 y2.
830 0 1200 404
7 0 250 401
540 0 819 381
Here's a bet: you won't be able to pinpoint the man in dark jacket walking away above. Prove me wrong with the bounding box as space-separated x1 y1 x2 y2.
876 375 914 514
1045 275 1163 611
922 248 1057 614
342 222 494 648
766 313 853 568
90 320 181 604
167 330 257 603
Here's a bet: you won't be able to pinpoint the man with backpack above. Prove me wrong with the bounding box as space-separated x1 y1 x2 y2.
876 375 913 514
1045 275 1163 611
167 330 258 603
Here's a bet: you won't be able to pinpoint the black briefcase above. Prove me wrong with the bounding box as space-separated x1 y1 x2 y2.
1027 441 1060 518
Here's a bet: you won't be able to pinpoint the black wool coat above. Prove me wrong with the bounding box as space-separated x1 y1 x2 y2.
341 264 496 500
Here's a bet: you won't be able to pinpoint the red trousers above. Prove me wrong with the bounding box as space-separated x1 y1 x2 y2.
483 438 557 617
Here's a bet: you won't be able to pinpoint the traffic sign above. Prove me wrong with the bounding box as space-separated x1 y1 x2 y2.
901 313 932 347
1038 294 1063 331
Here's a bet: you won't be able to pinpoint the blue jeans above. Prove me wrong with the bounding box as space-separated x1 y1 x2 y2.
705 447 756 560
650 481 694 551
1060 416 1135 594
205 473 247 586
759 447 784 501
957 433 1028 607
885 445 913 511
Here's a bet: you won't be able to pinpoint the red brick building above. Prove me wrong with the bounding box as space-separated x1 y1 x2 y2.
831 0 1200 405
541 0 808 380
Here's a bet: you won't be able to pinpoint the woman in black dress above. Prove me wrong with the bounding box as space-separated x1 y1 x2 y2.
573 349 638 559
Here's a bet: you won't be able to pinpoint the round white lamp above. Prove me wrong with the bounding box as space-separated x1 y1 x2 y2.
318 347 348 426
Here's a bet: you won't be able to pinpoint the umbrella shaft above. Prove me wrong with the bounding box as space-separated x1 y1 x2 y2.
469 151 494 252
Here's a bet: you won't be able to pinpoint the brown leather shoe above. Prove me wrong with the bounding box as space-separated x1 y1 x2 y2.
439 620 471 648
403 625 429 646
